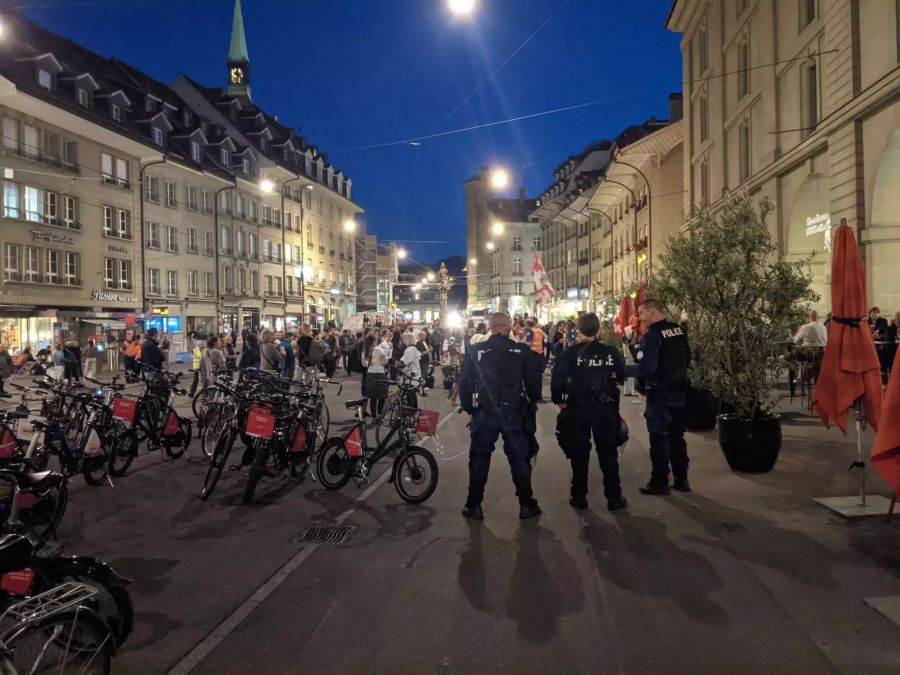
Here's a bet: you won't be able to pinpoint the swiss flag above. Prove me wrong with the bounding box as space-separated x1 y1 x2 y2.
532 253 555 305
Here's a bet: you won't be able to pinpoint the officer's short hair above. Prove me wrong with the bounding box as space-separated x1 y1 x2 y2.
639 299 663 314
576 312 600 337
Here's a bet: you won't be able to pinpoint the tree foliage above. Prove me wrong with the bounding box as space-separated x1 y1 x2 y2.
652 194 818 417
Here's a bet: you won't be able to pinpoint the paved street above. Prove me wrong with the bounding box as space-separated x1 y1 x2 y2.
10 368 897 674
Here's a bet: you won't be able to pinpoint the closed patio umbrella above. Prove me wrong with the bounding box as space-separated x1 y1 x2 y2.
872 354 900 518
614 294 635 337
813 219 884 512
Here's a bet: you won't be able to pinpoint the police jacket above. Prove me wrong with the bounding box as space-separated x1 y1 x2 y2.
624 319 690 390
459 334 542 415
139 338 165 372
551 339 624 405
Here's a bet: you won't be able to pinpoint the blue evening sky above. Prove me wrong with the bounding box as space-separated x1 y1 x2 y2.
22 0 682 263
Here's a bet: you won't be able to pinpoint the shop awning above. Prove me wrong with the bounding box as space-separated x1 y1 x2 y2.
80 319 128 330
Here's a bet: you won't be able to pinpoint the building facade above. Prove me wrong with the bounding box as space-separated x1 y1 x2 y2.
464 167 539 313
667 0 900 311
487 219 542 316
0 1 363 352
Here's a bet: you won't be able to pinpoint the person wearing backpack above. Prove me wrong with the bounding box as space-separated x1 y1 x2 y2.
551 312 627 512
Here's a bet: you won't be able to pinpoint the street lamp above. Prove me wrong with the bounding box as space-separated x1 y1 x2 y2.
490 168 509 191
397 247 408 259
259 178 274 194
448 0 476 15
427 272 435 281
469 258 477 265
421 276 429 285
343 219 356 233
486 241 495 251
491 221 505 236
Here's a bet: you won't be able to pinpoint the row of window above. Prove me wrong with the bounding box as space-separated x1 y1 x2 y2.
3 181 79 229
145 268 213 297
2 117 78 171
3 244 79 285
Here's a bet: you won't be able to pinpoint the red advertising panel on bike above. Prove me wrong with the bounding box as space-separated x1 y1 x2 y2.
416 409 439 435
291 426 307 453
112 397 136 422
345 426 363 457
1 568 34 594
246 409 276 439
0 429 16 458
163 411 180 436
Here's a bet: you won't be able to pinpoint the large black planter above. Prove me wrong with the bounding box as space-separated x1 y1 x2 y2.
717 413 782 473
684 386 719 431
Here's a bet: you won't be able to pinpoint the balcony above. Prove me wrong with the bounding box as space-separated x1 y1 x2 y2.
262 255 282 263
319 246 326 254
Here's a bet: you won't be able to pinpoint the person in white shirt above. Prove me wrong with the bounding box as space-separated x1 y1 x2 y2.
364 332 392 418
794 310 828 346
399 332 422 381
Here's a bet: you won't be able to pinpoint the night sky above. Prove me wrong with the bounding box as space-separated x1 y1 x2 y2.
21 0 682 263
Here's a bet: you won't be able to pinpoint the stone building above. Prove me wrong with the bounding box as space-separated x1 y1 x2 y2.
666 0 900 311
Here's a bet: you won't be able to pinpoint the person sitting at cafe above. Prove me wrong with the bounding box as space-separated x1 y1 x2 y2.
867 306 889 340
794 309 828 346
888 310 900 344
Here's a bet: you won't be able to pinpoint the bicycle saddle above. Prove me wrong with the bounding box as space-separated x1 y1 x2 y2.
3 470 64 491
344 398 367 410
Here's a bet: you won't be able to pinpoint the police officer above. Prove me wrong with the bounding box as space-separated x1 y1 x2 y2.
625 299 691 495
459 312 544 520
551 312 628 511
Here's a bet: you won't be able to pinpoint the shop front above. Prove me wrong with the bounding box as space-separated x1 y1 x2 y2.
184 300 217 338
0 310 56 352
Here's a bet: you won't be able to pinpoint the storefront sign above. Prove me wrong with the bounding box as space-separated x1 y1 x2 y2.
108 244 128 254
152 307 169 315
566 287 579 299
31 230 75 246
330 287 342 296
805 213 830 236
124 314 135 325
92 290 137 303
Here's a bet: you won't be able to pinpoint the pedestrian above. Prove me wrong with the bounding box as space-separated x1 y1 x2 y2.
459 312 544 520
0 345 12 397
200 335 226 388
82 339 98 379
398 332 423 403
239 332 261 369
223 334 237 368
64 339 82 382
624 299 692 495
280 331 296 379
259 329 282 373
867 307 888 340
551 312 628 511
339 329 352 372
140 328 165 373
323 328 338 378
159 333 171 364
415 329 431 383
365 332 391 419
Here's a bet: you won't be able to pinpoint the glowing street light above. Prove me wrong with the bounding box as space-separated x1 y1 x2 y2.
397 248 408 259
421 276 429 285
469 258 477 265
448 0 476 16
486 241 495 251
491 221 505 236
342 219 357 233
427 272 435 281
259 178 274 194
490 168 509 190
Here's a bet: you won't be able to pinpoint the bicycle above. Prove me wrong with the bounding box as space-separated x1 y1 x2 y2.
316 379 439 504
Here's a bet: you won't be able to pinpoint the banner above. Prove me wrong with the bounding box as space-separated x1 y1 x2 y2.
532 253 555 305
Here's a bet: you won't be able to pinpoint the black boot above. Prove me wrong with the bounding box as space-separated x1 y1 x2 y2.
519 499 542 519
672 478 691 492
462 504 484 520
639 481 671 496
569 494 588 510
607 496 628 511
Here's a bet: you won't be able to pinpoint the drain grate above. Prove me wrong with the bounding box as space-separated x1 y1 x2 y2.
293 524 356 546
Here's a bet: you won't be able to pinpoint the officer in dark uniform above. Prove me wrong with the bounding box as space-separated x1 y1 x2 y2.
459 312 544 520
551 312 628 511
625 299 691 495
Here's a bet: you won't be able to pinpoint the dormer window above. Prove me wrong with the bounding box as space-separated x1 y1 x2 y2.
220 148 230 166
242 158 250 175
259 137 266 152
183 110 192 127
77 88 91 108
200 120 208 134
191 141 201 163
145 98 155 113
38 69 53 90
152 127 164 146
283 147 292 161
111 104 122 122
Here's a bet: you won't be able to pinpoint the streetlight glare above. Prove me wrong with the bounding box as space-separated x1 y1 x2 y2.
490 168 509 190
469 258 477 265
421 277 429 285
397 248 408 259
491 221 505 236
427 272 435 281
486 241 495 251
448 0 476 16
343 219 356 233
259 178 274 194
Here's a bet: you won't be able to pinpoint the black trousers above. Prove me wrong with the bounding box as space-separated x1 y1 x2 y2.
646 390 688 486
561 408 622 500
467 407 533 507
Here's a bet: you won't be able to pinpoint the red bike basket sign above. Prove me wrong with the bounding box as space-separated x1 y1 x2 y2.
163 411 180 436
112 397 136 422
291 426 307 453
416 410 440 435
1 568 34 594
0 429 16 458
246 409 276 439
345 426 363 457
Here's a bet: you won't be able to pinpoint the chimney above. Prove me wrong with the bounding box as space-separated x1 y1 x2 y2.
668 93 683 122
518 187 525 203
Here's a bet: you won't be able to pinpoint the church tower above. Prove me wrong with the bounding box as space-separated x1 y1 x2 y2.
226 0 251 99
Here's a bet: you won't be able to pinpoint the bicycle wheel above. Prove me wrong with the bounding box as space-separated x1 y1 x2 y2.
108 428 138 477
393 446 439 504
242 442 266 504
191 388 210 421
162 416 192 460
316 403 330 449
375 401 397 447
57 575 133 648
315 438 352 491
201 428 236 500
201 404 229 459
1 608 113 674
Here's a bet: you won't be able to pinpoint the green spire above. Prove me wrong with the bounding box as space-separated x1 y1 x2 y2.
228 0 249 64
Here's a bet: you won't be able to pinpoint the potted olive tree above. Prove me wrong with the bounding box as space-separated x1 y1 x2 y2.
652 195 816 473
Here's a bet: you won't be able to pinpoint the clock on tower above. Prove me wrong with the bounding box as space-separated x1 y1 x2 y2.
226 0 251 98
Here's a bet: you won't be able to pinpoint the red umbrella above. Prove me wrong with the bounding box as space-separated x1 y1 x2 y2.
872 350 900 496
614 295 635 337
812 220 883 508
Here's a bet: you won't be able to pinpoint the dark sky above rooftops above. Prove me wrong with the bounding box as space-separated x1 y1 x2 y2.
22 0 681 265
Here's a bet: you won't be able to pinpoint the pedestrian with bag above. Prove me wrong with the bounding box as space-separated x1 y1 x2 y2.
200 335 226 388
624 299 692 495
551 312 628 511
238 332 261 369
259 329 283 374
0 345 13 397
